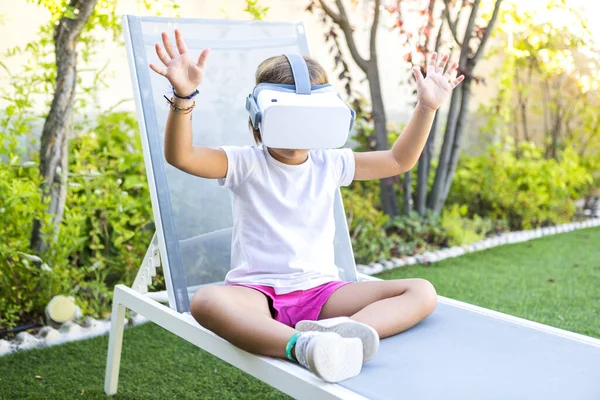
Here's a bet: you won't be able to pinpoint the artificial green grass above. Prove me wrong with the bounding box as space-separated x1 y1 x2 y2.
0 322 289 400
379 226 600 338
1 227 599 399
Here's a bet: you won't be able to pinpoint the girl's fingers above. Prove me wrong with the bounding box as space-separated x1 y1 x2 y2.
413 66 425 83
444 61 458 79
162 32 178 59
149 63 167 76
197 48 210 69
427 52 437 77
436 54 449 74
174 29 188 55
451 75 465 88
155 43 171 66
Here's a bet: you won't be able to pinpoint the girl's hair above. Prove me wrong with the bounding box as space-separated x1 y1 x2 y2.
250 55 329 144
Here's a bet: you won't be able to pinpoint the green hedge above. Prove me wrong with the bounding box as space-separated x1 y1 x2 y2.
0 111 153 329
448 142 593 229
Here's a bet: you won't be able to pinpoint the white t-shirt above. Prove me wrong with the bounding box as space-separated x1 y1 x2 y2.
217 145 355 294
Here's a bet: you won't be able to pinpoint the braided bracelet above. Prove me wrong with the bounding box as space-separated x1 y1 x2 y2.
172 87 199 100
164 95 195 115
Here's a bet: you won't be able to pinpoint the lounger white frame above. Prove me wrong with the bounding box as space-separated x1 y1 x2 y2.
105 248 600 398
105 15 600 399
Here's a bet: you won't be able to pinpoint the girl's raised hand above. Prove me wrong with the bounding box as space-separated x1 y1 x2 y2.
412 53 464 112
149 29 210 97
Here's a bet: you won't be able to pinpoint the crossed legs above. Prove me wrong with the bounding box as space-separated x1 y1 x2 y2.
189 278 437 357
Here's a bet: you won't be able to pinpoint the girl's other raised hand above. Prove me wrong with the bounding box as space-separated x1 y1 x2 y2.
149 29 210 97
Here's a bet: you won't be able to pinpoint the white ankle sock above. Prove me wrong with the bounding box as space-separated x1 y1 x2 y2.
293 332 317 369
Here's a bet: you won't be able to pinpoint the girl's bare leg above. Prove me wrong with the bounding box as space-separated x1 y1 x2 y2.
318 279 437 338
190 285 296 358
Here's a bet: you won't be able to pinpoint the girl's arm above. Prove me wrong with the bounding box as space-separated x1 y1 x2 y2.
150 30 227 179
353 53 464 181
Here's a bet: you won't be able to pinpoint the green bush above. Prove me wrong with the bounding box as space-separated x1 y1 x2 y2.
342 184 393 264
441 204 493 246
448 142 592 230
384 211 449 256
0 157 53 328
0 111 153 329
62 111 154 318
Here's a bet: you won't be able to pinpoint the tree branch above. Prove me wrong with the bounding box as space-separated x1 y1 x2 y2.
319 0 369 72
57 0 97 42
318 0 342 24
459 0 481 64
472 0 503 64
442 0 462 47
369 0 381 59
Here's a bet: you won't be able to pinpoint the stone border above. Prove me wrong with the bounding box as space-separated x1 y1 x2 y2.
357 218 600 276
0 313 148 357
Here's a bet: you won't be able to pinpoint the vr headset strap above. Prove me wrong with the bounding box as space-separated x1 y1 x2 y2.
283 54 311 95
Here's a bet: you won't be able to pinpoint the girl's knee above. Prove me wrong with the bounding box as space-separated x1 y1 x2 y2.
190 286 223 321
410 279 437 316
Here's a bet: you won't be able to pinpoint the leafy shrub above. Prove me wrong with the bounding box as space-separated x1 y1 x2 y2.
0 111 153 329
62 111 154 318
448 142 592 229
441 204 493 246
384 211 449 256
0 157 54 328
342 184 393 264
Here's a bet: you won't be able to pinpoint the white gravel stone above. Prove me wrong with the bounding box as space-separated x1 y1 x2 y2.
15 332 42 351
81 317 112 337
422 252 438 263
357 264 369 274
37 326 61 345
369 263 384 274
405 256 417 265
382 261 395 270
434 250 448 261
131 312 148 326
363 266 377 275
0 339 13 356
59 321 84 340
535 229 543 237
391 258 405 267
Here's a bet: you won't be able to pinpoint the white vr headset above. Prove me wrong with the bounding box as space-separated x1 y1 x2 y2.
245 53 356 149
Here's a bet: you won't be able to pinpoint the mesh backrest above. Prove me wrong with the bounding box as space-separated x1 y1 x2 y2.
124 16 357 312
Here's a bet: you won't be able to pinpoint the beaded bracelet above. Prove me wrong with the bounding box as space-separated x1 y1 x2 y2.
164 95 195 115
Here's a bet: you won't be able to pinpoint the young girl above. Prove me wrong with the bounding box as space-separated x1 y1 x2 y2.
150 29 464 383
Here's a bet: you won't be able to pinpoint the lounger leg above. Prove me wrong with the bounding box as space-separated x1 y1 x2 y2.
104 296 127 395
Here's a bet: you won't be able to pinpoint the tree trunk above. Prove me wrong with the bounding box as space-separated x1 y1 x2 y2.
416 1 442 216
429 0 502 214
417 112 438 215
428 85 462 212
440 76 473 206
30 0 97 253
368 61 399 216
403 171 412 215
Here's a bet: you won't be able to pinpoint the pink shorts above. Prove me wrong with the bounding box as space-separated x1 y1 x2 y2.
234 281 352 327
